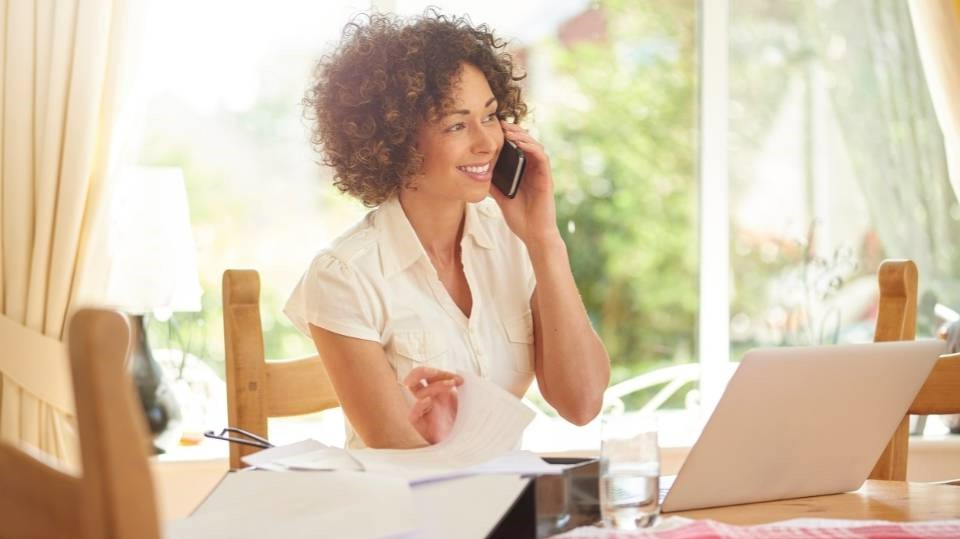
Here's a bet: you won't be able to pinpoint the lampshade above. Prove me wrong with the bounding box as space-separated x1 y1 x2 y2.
102 166 203 315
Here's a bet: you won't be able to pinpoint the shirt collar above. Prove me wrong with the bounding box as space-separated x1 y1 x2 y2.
463 200 495 251
377 197 496 279
377 196 427 278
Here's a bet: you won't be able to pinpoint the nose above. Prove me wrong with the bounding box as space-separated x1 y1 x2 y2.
472 124 500 155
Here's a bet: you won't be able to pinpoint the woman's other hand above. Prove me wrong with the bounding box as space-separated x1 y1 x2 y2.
403 367 464 444
489 120 561 245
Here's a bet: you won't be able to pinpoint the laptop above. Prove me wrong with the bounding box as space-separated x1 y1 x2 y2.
659 339 945 513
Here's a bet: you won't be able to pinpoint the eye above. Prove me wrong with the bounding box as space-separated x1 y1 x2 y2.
445 122 466 132
482 112 498 123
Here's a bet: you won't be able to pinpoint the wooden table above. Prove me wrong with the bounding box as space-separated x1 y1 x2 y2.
669 480 960 524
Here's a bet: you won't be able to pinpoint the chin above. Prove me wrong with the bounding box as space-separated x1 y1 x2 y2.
464 187 490 204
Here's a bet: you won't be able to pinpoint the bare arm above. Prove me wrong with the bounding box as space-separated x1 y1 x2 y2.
309 324 429 449
491 120 610 426
529 238 610 425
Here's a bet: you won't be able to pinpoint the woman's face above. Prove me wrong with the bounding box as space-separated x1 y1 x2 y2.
412 63 504 204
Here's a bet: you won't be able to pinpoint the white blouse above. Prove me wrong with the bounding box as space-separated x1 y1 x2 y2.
284 195 537 448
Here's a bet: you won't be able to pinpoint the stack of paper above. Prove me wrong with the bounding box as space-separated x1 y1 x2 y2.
241 370 570 484
164 472 416 539
242 439 363 472
168 372 561 539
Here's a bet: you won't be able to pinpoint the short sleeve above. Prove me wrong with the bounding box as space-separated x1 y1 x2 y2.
284 253 381 342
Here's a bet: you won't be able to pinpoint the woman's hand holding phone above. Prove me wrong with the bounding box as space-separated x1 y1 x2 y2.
489 120 561 247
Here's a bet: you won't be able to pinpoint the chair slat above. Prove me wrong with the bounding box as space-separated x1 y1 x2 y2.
266 355 340 417
909 354 960 416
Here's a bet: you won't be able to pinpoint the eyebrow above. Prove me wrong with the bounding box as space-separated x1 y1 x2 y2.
447 96 498 116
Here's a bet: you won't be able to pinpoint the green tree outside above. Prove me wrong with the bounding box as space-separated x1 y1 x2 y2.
539 0 699 407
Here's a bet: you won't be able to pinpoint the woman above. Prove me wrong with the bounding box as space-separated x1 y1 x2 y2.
285 11 610 449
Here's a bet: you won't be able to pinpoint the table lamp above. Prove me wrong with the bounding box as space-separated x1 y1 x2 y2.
102 165 203 453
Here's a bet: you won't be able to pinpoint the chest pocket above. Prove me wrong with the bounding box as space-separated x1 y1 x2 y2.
504 310 535 373
390 330 449 382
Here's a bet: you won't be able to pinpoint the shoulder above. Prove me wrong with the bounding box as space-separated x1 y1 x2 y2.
307 209 387 284
324 211 379 263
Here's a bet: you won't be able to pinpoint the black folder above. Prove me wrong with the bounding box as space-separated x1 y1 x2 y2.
488 457 600 538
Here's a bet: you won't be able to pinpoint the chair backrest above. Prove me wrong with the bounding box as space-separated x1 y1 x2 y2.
869 260 960 481
223 269 339 470
0 309 160 539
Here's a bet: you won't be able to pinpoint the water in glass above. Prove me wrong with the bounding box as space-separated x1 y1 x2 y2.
600 413 660 529
600 465 660 529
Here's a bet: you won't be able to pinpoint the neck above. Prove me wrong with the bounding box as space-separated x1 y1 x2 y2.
397 189 466 262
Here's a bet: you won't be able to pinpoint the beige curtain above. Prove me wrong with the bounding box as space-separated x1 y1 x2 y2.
909 0 960 203
0 0 139 469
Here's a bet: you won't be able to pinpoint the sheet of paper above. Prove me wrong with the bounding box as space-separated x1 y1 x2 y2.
346 449 568 486
351 369 536 470
241 438 329 470
464 449 569 476
274 447 365 471
165 471 417 539
437 368 538 459
234 372 552 483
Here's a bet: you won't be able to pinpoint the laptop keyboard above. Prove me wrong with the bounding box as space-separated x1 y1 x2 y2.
658 474 677 504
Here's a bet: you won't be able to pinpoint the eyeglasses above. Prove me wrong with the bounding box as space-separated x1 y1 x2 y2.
203 427 274 449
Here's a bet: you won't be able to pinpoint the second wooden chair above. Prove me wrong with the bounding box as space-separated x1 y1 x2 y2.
869 260 960 482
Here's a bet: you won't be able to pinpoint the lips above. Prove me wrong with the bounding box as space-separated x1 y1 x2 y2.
457 162 491 175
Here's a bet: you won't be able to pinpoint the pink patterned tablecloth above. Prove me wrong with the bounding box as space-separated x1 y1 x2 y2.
553 519 960 539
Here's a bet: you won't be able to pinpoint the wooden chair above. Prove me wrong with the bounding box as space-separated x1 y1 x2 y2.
0 309 160 539
222 269 339 470
869 259 960 481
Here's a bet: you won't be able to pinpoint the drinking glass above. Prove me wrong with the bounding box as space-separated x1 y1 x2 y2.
599 412 661 529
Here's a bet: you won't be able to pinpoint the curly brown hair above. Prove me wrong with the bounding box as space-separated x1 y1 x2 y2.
304 10 528 206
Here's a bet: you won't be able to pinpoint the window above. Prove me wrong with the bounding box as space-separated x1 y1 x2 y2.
129 0 956 455
130 0 702 452
723 0 958 356
708 0 959 433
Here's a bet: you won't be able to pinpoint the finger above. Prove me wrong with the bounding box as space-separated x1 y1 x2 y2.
408 396 433 421
402 366 446 385
503 126 534 140
410 379 460 400
511 138 549 161
504 132 544 150
500 119 526 132
403 367 463 391
403 372 463 393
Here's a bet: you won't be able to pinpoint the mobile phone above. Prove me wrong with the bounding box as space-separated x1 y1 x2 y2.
492 139 526 198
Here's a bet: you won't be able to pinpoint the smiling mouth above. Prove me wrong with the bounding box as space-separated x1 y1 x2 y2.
457 162 492 175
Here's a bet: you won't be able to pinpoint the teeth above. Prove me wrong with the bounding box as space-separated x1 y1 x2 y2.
458 163 490 174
